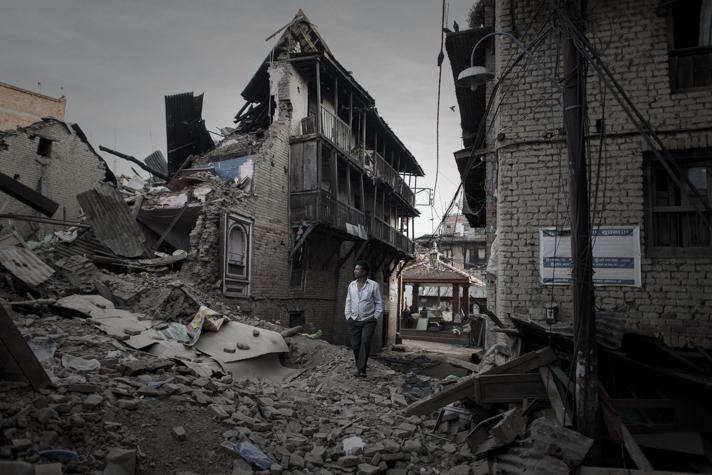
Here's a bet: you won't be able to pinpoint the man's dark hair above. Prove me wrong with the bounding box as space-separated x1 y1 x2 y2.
355 260 370 274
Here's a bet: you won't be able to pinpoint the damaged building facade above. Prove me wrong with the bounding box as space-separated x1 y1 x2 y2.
0 119 115 245
448 0 712 348
172 11 423 347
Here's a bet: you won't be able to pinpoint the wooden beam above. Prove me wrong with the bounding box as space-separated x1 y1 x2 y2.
0 304 52 390
291 224 318 258
99 146 170 181
405 347 557 416
316 60 322 133
578 468 690 475
405 373 479 416
0 172 59 217
447 357 480 373
153 204 188 249
620 422 654 471
483 346 557 375
474 373 547 404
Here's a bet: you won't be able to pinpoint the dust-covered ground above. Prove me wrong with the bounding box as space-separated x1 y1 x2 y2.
1 292 492 475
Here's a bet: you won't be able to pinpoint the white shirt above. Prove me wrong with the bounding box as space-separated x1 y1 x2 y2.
345 278 383 321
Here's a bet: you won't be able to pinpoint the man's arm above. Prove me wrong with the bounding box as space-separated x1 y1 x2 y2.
344 282 352 319
373 282 383 320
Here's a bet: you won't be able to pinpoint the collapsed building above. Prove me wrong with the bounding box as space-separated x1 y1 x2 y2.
0 119 115 245
149 10 424 347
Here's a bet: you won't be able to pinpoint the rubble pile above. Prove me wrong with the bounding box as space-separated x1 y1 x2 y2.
1 290 502 474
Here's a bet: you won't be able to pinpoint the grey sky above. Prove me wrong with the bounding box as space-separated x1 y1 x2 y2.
1 0 472 236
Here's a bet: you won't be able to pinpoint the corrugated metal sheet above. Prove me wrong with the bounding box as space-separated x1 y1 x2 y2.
445 28 490 148
165 92 214 175
76 184 148 258
144 150 168 177
53 229 115 260
511 313 626 350
0 246 54 286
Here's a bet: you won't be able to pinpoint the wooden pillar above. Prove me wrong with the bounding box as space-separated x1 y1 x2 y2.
362 109 367 165
334 76 338 115
346 165 352 207
462 283 470 320
315 60 322 134
316 141 322 188
332 149 338 200
452 283 460 320
349 92 353 150
360 172 365 212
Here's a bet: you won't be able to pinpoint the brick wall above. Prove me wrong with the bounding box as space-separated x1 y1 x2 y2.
0 122 109 239
489 0 712 348
0 82 66 131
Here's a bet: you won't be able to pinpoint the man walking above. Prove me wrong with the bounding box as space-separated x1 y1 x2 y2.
345 260 383 377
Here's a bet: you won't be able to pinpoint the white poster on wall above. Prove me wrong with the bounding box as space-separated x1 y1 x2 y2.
539 226 641 287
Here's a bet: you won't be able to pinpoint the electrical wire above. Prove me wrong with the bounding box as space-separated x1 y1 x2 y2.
433 0 447 207
432 20 556 239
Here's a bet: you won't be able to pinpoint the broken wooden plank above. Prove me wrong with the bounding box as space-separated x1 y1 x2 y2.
578 468 695 475
610 398 712 434
531 417 593 466
405 347 557 415
482 346 557 375
620 421 654 471
404 373 478 416
0 305 52 390
0 172 59 217
539 366 572 426
472 407 526 455
446 357 480 373
474 373 547 404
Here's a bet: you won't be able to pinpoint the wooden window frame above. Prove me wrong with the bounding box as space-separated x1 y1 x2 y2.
665 0 712 92
644 149 712 258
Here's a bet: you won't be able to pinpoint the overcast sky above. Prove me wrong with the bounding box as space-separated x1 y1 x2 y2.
1 0 473 237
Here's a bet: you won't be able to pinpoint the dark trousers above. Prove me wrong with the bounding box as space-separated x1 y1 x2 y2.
348 318 377 371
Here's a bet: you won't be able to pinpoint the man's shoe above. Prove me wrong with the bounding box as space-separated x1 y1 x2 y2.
354 370 363 377
358 370 367 378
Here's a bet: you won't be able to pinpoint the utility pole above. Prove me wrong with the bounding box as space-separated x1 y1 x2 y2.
562 0 598 439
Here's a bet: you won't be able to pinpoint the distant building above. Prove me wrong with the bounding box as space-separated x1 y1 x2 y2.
0 82 66 131
0 119 115 244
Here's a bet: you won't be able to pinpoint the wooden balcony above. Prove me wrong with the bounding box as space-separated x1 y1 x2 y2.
291 190 414 255
299 107 360 167
372 152 415 207
298 107 416 209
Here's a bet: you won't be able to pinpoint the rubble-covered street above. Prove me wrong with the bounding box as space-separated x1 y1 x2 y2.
3 0 712 473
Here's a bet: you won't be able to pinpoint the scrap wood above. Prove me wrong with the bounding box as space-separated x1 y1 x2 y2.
470 407 525 455
539 366 572 426
0 171 59 217
620 423 654 471
577 468 695 475
404 373 478 416
529 418 593 466
446 357 480 372
600 387 653 471
405 346 557 416
0 304 52 390
0 246 55 286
